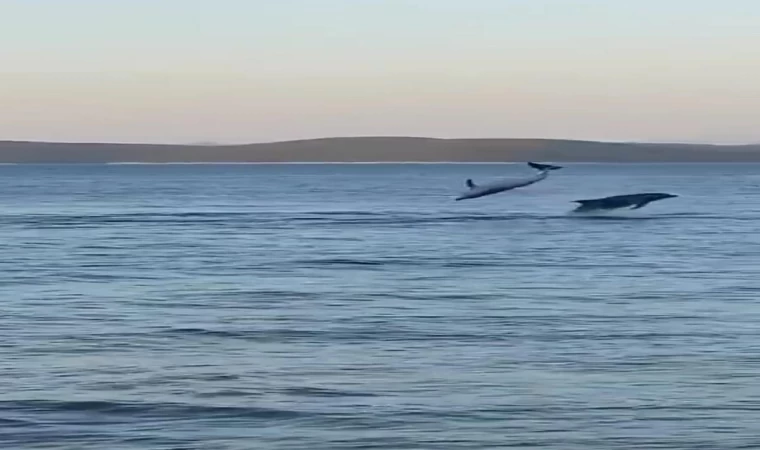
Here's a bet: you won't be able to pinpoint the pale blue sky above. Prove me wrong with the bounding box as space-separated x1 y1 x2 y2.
1 0 759 143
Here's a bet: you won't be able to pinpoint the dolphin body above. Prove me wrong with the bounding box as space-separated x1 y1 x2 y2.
455 162 560 201
572 193 678 212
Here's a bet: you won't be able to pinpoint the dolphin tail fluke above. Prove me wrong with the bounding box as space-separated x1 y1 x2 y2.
528 161 563 171
465 179 476 189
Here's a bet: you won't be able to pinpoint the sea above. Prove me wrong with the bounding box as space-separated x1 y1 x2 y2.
1 162 759 450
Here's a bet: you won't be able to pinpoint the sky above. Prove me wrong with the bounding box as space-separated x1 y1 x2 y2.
1 0 759 144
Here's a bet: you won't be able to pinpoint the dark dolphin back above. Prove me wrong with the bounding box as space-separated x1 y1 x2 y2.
571 193 676 212
572 195 634 211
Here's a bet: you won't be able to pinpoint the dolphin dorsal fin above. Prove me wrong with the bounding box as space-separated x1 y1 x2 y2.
466 179 476 189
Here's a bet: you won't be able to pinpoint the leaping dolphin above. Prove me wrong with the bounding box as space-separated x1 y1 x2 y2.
456 170 551 201
572 193 678 212
455 162 562 201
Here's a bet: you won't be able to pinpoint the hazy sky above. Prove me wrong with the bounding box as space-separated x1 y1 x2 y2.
1 0 759 144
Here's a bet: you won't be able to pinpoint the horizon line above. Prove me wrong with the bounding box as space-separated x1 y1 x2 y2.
1 135 758 147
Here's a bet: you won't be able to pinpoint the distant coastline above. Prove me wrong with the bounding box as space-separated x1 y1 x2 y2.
1 136 759 164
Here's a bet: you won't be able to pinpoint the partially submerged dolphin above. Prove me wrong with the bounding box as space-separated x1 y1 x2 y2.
572 193 678 212
455 162 561 201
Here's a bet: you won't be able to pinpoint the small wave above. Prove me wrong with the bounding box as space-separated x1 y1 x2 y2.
280 387 378 398
0 212 258 227
194 389 260 399
519 330 732 343
0 417 38 427
289 213 550 226
158 327 264 338
566 215 666 221
0 399 305 421
0 210 396 228
286 257 645 270
155 326 498 344
565 211 720 220
0 210 745 229
157 327 323 341
290 211 750 226
295 257 497 268
289 258 395 267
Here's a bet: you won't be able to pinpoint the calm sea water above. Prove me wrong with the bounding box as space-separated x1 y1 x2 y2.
1 163 760 450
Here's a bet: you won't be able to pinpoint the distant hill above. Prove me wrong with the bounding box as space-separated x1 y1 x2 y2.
1 137 760 163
